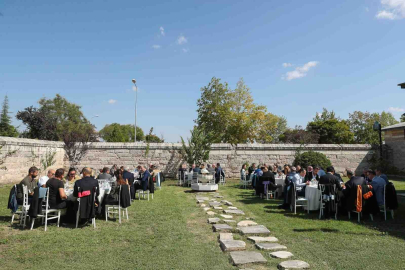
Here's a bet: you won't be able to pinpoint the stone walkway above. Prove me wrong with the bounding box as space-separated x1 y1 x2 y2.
195 192 310 269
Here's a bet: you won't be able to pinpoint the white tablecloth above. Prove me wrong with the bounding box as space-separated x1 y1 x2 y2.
305 185 321 211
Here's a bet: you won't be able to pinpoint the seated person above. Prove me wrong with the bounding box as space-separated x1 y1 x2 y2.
73 167 100 204
369 170 386 206
276 169 285 178
260 167 280 193
296 168 309 197
38 169 55 188
255 166 264 177
64 168 80 189
207 164 215 174
200 164 209 174
342 169 366 211
46 168 68 209
189 164 201 174
16 166 39 205
98 167 112 180
103 174 128 205
375 168 389 184
279 167 300 209
135 165 150 191
318 166 343 218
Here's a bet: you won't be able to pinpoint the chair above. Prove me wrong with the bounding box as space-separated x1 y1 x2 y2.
219 172 226 185
136 178 153 201
11 185 30 228
347 185 374 223
105 185 130 224
30 188 61 231
75 187 97 229
178 171 185 186
263 181 277 199
290 183 309 214
380 184 394 221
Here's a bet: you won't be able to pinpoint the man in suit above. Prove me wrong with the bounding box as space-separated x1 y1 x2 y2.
318 166 343 218
215 163 224 184
123 167 135 200
139 165 150 191
342 169 366 212
97 167 112 180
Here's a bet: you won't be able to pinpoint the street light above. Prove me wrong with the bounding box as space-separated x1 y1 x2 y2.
132 79 138 143
373 121 383 160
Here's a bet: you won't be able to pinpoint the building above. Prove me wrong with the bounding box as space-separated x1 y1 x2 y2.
382 122 405 171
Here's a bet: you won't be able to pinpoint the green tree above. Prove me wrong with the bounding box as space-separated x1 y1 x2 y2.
400 113 405 122
279 125 320 144
196 77 286 144
180 126 211 166
145 127 164 143
307 108 354 144
348 111 398 144
17 94 96 141
0 95 19 137
294 151 332 169
99 123 144 142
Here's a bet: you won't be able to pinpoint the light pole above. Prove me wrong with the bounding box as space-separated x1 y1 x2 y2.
132 79 138 143
373 121 383 160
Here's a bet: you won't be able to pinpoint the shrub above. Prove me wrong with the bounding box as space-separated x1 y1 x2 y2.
294 151 332 169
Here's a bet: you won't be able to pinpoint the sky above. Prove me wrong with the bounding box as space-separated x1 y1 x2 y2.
1 0 405 142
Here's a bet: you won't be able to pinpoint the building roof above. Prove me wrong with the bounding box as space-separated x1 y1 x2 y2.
382 122 405 131
399 82 405 89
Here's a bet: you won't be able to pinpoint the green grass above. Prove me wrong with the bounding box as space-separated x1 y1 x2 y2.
1 178 404 270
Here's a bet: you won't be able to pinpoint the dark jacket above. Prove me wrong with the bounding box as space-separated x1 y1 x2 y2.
123 171 135 185
215 166 225 181
148 176 155 194
343 176 367 211
98 173 112 180
318 173 343 194
385 182 398 210
305 172 320 182
120 184 131 208
27 187 43 218
8 185 18 213
74 177 99 219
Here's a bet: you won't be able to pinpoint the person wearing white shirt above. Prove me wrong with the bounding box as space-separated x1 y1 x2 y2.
38 169 55 188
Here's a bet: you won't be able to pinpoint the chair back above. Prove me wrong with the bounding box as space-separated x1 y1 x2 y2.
22 185 29 207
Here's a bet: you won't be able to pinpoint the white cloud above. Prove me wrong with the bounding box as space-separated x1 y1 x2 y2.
283 61 319 81
177 35 187 45
388 107 405 112
376 0 405 20
282 63 293 68
160 26 165 36
152 44 161 49
108 99 117 104
182 48 189 53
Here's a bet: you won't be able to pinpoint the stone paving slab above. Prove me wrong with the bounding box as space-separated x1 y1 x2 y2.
213 224 233 232
238 225 270 235
230 251 267 266
237 220 258 227
214 207 223 210
203 207 211 211
209 202 222 207
228 207 238 210
256 243 287 251
196 196 209 201
221 200 233 206
247 236 279 243
224 210 245 215
200 204 206 207
207 211 216 216
208 218 221 224
220 240 246 252
278 260 310 269
221 214 233 219
270 251 294 259
219 233 234 241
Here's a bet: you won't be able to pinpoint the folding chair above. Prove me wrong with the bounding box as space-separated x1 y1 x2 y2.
11 185 30 228
348 185 373 223
380 184 394 220
105 185 129 224
219 172 226 186
30 188 61 231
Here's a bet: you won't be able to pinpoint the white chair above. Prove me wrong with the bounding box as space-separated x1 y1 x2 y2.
75 187 97 229
240 174 252 189
30 188 61 231
264 181 277 199
319 184 337 219
105 185 129 224
136 189 152 200
380 184 394 221
11 185 30 228
347 185 373 223
219 172 226 185
290 183 309 214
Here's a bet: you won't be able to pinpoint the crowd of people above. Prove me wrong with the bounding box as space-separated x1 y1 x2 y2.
242 163 397 219
178 163 225 184
9 164 163 226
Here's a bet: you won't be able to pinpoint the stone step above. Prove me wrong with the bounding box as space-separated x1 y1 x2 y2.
248 236 279 243
196 196 209 201
209 202 222 207
200 204 206 207
224 210 245 215
278 260 310 269
238 225 270 235
220 240 246 252
206 211 216 216
213 224 233 232
219 233 234 241
220 214 233 219
230 251 267 266
203 207 210 211
214 206 223 210
237 220 258 227
221 200 233 206
208 218 221 224
256 243 287 251
228 206 238 210
270 251 294 259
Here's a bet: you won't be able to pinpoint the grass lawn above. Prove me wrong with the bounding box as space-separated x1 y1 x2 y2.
1 178 404 270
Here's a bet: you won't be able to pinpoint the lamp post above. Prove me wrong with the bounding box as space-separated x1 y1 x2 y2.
373 121 383 160
132 79 138 143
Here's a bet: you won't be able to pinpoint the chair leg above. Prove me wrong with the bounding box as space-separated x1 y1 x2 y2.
391 210 394 219
57 211 61 228
11 213 15 225
307 201 309 214
384 207 387 221
357 213 360 223
93 218 96 229
348 211 350 220
119 206 122 224
335 204 338 220
126 208 128 220
76 210 80 228
45 211 48 232
30 218 35 230
370 214 373 221
105 208 108 221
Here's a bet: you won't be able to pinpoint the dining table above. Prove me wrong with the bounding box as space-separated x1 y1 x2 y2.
305 184 321 211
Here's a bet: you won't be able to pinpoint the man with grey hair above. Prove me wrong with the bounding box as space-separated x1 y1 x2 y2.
38 169 56 187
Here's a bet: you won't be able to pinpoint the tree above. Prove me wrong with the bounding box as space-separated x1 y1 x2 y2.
400 113 405 123
0 95 19 137
279 126 320 144
196 77 286 144
307 108 354 144
145 127 164 143
99 123 144 142
180 126 211 166
348 111 398 144
294 151 332 169
16 94 96 141
40 148 57 172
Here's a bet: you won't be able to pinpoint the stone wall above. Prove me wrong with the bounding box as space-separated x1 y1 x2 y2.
0 136 373 184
